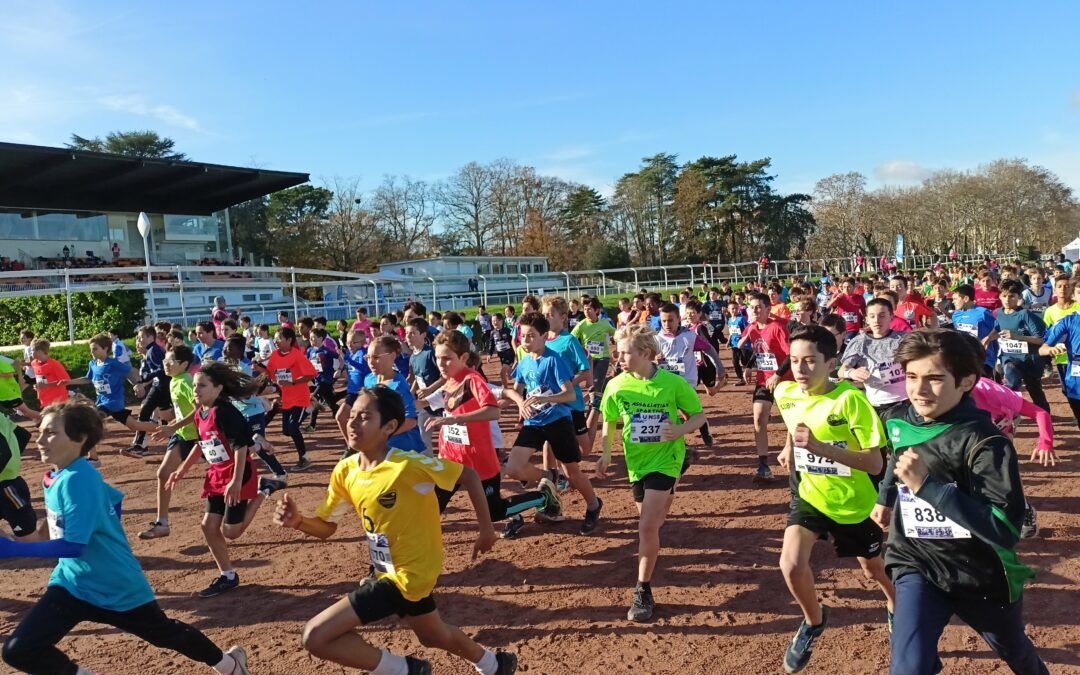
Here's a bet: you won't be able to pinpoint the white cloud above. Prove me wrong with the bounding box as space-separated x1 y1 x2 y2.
543 145 595 162
874 160 931 183
98 94 201 131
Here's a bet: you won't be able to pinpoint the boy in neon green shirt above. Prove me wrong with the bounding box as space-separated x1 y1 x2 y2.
572 298 618 440
1043 276 1077 371
774 325 895 674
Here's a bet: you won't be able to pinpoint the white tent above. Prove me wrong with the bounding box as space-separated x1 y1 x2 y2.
1064 236 1080 262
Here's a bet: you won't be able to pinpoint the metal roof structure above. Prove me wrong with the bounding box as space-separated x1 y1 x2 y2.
0 141 309 215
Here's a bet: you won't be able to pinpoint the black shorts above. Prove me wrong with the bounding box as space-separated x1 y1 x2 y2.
570 409 588 436
786 497 883 559
247 413 267 437
0 397 24 412
497 350 516 366
166 435 196 460
97 406 132 425
205 496 250 525
752 385 774 403
348 576 436 624
0 477 36 537
631 472 678 503
144 382 172 411
515 416 581 464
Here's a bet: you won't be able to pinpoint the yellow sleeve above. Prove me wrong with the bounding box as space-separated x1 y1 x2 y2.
408 452 464 492
845 389 886 451
314 458 355 523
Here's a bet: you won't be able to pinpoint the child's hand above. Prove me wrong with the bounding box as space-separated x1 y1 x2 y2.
274 493 303 529
472 525 498 561
164 470 184 492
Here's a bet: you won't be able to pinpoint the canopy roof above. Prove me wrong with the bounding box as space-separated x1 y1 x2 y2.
0 142 308 215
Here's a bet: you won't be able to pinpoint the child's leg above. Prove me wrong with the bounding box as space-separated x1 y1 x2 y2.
221 496 265 540
335 400 351 441
154 447 184 522
300 596 384 669
636 488 674 584
95 599 226 670
779 525 824 626
281 407 308 459
857 555 896 613
563 461 599 510
406 610 485 663
200 511 233 574
256 446 287 477
2 586 86 674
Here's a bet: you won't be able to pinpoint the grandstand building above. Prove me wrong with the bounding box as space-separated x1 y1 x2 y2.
0 141 308 315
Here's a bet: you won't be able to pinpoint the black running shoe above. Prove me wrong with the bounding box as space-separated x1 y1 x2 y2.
783 604 829 674
258 478 286 497
627 585 655 622
405 655 432 675
502 514 525 539
198 573 240 598
495 651 519 675
1021 503 1039 539
579 498 603 535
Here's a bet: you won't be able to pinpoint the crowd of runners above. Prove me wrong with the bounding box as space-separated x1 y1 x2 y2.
0 253 1078 675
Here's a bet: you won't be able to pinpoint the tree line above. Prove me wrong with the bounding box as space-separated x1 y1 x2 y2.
67 132 1080 272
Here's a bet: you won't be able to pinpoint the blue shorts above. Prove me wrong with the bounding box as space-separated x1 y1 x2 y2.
166 435 196 460
247 413 267 436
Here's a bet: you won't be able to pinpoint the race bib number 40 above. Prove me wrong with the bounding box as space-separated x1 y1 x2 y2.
366 531 396 575
793 446 851 477
199 438 230 464
629 412 665 444
898 486 971 539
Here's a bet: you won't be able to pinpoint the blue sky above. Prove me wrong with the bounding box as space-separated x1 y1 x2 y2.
4 1 1080 197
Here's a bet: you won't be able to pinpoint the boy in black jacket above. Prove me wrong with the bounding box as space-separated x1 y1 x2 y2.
872 330 1045 675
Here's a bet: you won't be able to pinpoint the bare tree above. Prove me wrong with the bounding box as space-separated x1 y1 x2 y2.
370 175 436 259
317 177 382 272
436 162 494 255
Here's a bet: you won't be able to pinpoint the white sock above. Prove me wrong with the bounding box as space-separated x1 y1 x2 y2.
221 570 237 580
158 516 169 526
474 649 498 675
372 650 409 675
211 654 236 674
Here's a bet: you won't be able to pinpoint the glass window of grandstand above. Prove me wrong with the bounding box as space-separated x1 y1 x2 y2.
0 209 108 242
506 263 518 274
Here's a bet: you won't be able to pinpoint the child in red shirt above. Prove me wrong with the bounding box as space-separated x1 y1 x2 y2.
265 327 317 471
30 339 70 408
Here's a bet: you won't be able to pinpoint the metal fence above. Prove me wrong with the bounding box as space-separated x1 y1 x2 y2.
0 253 996 343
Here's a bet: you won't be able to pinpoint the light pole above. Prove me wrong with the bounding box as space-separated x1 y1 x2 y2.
137 212 157 321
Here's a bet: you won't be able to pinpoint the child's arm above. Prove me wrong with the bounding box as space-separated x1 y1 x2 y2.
597 421 618 477
165 445 203 491
155 409 197 440
1018 398 1055 464
226 447 249 505
274 493 338 539
457 466 497 561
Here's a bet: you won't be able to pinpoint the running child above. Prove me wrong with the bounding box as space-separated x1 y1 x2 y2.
487 312 517 385
335 329 373 454
363 335 426 454
272 387 515 675
656 302 724 446
128 325 173 459
222 336 288 487
30 339 71 409
995 280 1049 412
265 326 317 471
0 400 251 675
193 321 225 364
873 330 1046 675
503 313 602 534
424 330 559 539
306 327 339 430
66 334 158 461
0 412 34 539
826 277 866 341
165 362 268 598
541 295 595 454
737 292 792 483
597 323 706 622
0 350 40 422
571 297 617 439
951 284 1000 379
775 325 895 674
406 317 444 454
726 301 753 385
1040 309 1080 429
837 298 907 417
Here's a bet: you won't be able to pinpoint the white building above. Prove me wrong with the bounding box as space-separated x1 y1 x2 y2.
378 255 549 278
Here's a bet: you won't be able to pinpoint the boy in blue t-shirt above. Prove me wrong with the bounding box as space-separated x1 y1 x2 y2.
1040 312 1080 429
0 400 251 675
305 328 338 431
726 302 753 385
995 280 1050 412
68 334 159 463
504 313 603 535
951 285 1000 378
541 297 594 449
193 321 225 366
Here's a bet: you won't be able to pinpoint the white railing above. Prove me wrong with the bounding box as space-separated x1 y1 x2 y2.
0 253 998 343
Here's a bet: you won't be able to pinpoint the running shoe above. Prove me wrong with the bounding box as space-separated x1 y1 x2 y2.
556 473 570 493
198 573 240 598
224 645 251 675
405 655 432 675
579 498 603 535
502 514 526 539
137 520 170 540
534 478 564 523
121 445 148 459
627 585 655 622
259 478 287 497
753 464 774 484
1021 503 1039 539
494 651 519 675
700 427 714 447
783 604 829 674
887 609 894 635
273 473 289 484
293 457 313 472
302 424 316 434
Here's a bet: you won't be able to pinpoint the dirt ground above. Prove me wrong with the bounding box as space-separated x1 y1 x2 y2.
1 363 1078 675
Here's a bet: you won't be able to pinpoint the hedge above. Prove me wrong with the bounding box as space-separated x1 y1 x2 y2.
0 290 145 346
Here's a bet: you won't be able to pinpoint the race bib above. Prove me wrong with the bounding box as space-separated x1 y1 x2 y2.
729 327 742 339
586 341 605 357
874 362 904 385
709 311 723 322
46 509 64 540
527 386 553 412
366 531 396 575
998 339 1027 355
275 368 293 384
1071 361 1080 378
898 485 971 539
310 358 322 373
629 412 665 444
93 379 111 395
842 312 858 324
199 438 230 464
442 423 470 445
495 340 510 352
660 357 686 374
793 446 851 477
956 323 978 337
756 353 778 371
36 376 47 384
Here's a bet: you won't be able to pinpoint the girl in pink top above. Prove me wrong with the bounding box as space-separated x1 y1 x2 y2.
970 377 1055 465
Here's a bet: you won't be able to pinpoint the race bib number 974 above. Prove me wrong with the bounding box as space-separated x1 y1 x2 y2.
793 446 851 477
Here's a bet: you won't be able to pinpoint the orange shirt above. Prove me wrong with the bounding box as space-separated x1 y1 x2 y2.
770 303 791 320
266 348 317 409
32 358 71 407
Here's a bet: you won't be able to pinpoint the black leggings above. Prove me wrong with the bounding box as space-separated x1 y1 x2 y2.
731 347 754 382
2 585 222 675
436 474 546 522
310 382 338 428
281 406 308 459
133 382 170 447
